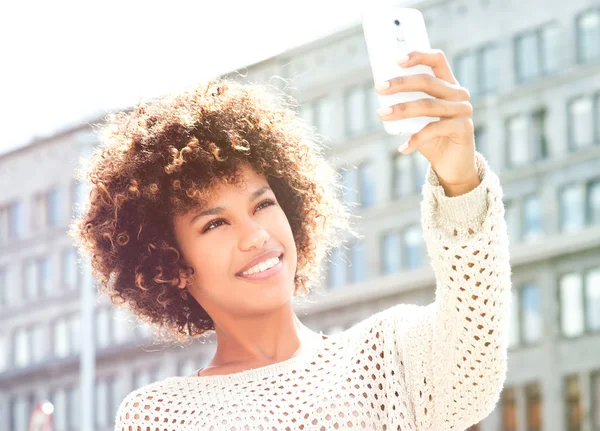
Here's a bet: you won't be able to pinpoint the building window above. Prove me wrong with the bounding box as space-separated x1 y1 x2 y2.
13 327 30 367
327 248 347 289
559 184 586 232
521 283 543 344
577 9 600 64
96 307 112 348
50 387 67 431
0 267 6 308
403 225 423 270
95 376 117 428
501 387 517 431
522 195 544 241
0 333 7 372
70 314 81 354
504 200 520 245
515 23 560 82
506 110 547 168
560 273 585 337
474 126 489 161
455 51 478 95
414 153 429 192
341 168 358 207
381 231 402 275
480 45 499 94
525 382 543 431
62 248 78 290
47 188 61 226
67 385 80 430
565 375 583 431
358 161 375 208
392 153 414 198
508 288 520 349
588 179 600 225
349 241 367 283
39 256 52 296
586 267 600 332
298 102 314 126
515 32 540 82
314 96 339 143
0 201 23 243
592 371 600 430
133 367 158 391
53 317 69 358
455 44 498 97
345 85 367 137
568 95 595 149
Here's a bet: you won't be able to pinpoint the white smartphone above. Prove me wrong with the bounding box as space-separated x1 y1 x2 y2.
362 7 439 137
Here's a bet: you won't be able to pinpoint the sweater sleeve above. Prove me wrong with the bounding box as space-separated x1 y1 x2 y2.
380 151 512 430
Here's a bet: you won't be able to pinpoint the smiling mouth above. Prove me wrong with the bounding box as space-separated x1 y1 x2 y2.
236 253 284 277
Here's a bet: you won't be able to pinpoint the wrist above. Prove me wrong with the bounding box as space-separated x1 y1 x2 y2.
439 172 481 197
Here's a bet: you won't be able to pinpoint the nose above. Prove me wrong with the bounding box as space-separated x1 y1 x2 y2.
239 222 269 251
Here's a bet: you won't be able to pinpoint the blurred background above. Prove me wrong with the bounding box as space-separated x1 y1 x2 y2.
1 0 599 430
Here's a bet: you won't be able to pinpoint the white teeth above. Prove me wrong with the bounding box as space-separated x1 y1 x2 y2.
241 256 280 276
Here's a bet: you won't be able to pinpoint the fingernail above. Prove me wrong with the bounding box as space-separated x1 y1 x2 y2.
397 54 410 67
378 106 393 116
398 142 409 153
375 81 390 91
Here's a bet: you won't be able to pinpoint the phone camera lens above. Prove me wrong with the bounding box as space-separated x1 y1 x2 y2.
394 19 400 26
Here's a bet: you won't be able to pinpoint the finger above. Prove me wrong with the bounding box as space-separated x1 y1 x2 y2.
377 98 473 121
399 49 458 85
400 117 474 155
375 73 470 102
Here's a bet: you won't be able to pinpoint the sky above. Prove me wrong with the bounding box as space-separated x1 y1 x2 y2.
0 0 422 155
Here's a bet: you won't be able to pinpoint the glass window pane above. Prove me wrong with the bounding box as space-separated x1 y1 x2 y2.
525 382 542 431
585 268 600 331
508 288 520 348
366 84 382 129
569 96 594 149
523 195 544 241
328 248 347 289
31 324 44 363
521 283 542 343
315 96 339 142
346 86 366 136
53 318 69 358
14 328 29 367
39 256 52 296
358 162 376 208
414 153 429 192
542 24 561 73
95 379 108 427
9 201 24 239
588 179 600 225
67 386 80 429
62 249 78 290
592 372 600 430
298 102 314 126
51 388 67 431
560 185 586 232
507 115 530 167
560 273 585 337
481 45 498 92
48 188 61 226
456 52 478 95
474 126 489 161
70 314 81 354
349 242 367 283
0 333 7 372
578 10 600 63
403 225 423 269
24 260 38 300
341 168 358 206
565 375 583 431
393 154 414 198
501 387 518 431
531 110 548 160
516 33 540 81
112 307 131 344
0 267 6 308
505 200 521 245
96 307 111 348
382 232 402 275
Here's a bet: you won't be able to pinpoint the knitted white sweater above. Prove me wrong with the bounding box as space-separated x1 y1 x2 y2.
114 151 511 431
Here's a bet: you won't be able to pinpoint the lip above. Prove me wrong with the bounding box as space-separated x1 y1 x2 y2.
235 250 283 276
236 256 283 281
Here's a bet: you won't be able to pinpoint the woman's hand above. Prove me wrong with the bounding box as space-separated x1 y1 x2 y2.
375 50 480 197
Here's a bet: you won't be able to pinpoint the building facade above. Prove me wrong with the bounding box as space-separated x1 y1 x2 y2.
1 0 600 430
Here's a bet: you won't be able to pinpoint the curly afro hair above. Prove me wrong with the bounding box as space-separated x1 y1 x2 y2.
69 78 355 344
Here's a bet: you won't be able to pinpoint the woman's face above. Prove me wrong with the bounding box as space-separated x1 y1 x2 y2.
172 164 298 319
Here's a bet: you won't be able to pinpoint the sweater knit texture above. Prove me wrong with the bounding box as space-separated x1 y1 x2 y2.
114 151 512 431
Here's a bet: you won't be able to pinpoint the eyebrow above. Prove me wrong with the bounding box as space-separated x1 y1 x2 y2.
188 185 272 226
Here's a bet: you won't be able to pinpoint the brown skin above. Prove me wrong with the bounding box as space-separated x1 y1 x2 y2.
172 164 321 375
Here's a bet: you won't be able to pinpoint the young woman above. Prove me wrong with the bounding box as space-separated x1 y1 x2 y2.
71 49 511 430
